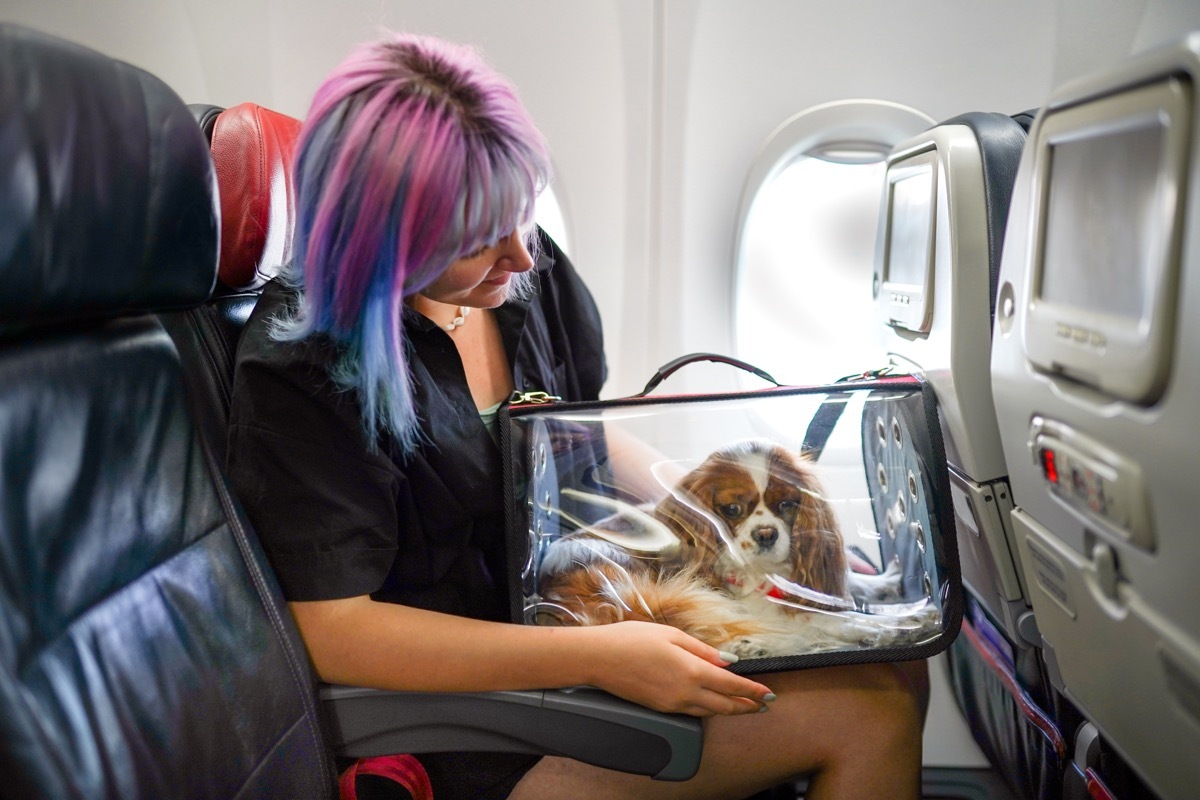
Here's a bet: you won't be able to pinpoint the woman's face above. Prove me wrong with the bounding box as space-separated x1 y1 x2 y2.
419 230 534 308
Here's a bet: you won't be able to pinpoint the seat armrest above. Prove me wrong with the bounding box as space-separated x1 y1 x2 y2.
319 684 703 781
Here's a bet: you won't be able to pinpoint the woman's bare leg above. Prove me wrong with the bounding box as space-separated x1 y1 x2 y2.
509 661 926 800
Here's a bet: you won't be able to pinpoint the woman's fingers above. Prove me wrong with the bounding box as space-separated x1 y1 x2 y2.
665 631 775 703
692 688 765 717
585 621 777 716
698 667 774 709
653 636 776 714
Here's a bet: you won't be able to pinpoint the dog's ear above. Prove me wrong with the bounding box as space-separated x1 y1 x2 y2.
653 464 725 565
789 458 849 600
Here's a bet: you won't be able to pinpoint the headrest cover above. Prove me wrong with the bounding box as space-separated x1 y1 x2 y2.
939 111 1029 320
210 102 301 290
0 25 219 330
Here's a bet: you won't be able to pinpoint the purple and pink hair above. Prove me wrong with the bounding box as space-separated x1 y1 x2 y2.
273 33 551 452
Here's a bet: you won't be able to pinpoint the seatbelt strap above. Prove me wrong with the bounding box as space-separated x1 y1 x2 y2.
339 755 433 800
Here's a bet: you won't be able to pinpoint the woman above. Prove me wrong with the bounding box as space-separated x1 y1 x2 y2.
226 32 926 800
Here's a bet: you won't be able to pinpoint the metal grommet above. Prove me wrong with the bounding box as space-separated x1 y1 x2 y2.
912 520 926 552
891 417 903 448
877 463 889 493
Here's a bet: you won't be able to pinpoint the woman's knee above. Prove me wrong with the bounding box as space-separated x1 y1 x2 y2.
774 663 923 749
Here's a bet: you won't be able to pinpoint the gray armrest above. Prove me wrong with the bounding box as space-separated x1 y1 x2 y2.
319 684 703 781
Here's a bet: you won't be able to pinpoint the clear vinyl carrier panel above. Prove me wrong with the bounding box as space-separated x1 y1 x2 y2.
500 369 962 674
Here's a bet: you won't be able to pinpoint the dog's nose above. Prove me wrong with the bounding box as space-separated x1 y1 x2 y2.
751 527 778 549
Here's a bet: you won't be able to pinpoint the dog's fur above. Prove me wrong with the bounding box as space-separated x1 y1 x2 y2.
536 440 939 657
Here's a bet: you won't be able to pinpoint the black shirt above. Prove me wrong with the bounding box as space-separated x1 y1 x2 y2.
225 236 605 799
227 235 605 619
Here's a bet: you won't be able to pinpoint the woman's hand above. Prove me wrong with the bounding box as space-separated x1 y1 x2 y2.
574 621 775 717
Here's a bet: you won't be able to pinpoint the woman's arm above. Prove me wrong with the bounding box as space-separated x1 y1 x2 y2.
289 596 774 718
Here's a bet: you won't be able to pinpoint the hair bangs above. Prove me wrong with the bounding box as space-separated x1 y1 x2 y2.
465 136 547 248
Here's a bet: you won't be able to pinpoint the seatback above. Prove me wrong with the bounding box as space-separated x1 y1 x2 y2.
160 102 300 463
0 24 335 799
991 32 1200 800
872 111 1082 798
875 111 1033 641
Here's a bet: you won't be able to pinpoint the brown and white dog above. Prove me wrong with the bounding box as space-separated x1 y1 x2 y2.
536 439 938 657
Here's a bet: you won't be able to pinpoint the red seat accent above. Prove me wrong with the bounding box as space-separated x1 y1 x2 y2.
211 102 302 290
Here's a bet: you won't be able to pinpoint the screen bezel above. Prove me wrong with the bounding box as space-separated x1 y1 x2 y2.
1023 76 1191 404
880 149 938 333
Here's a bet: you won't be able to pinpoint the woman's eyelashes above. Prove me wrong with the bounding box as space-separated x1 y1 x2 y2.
462 234 507 261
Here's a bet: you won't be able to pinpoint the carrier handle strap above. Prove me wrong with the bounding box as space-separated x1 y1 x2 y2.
635 353 891 461
635 352 779 398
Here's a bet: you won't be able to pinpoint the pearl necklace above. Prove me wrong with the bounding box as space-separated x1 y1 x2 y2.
444 305 471 332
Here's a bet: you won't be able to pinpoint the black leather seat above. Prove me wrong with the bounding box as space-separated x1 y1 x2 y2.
207 102 301 295
161 101 301 464
0 24 336 798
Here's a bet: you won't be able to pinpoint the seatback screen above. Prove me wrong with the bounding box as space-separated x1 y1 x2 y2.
1040 120 1167 323
1023 76 1190 404
886 166 935 287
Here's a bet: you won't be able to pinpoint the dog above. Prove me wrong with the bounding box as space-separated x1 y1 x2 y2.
535 439 940 658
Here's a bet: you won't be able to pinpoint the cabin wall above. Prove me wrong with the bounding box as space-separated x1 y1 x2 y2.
8 0 1198 394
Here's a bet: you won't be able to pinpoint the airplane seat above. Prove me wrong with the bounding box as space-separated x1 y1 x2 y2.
159 101 301 465
991 31 1200 800
873 110 1077 798
189 102 224 142
1010 108 1038 133
0 23 337 798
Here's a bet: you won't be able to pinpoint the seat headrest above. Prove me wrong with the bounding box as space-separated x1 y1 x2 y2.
210 102 301 291
0 25 219 331
937 111 1029 319
189 103 225 144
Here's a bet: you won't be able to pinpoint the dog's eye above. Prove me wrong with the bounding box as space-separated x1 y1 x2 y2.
717 503 743 518
777 499 800 514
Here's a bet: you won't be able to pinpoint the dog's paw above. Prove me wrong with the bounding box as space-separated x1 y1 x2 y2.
873 602 943 646
726 637 774 659
846 557 905 606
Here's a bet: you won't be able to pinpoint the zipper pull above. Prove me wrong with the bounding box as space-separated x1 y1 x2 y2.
835 365 896 383
507 390 562 406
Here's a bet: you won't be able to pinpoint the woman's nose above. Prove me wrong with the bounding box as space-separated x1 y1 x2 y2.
497 231 535 273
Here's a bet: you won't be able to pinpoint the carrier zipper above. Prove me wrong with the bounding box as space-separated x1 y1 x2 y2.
507 390 562 406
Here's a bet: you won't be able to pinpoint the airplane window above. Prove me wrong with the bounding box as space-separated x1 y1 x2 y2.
737 151 886 384
536 184 571 255
733 101 933 386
